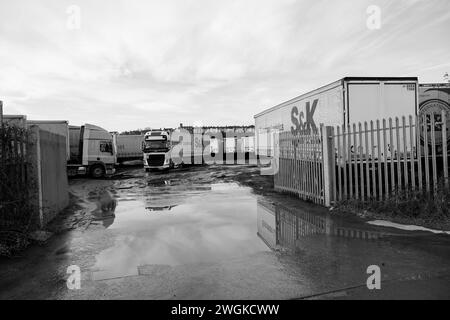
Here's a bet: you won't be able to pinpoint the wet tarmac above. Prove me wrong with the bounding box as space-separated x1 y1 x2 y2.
0 165 449 299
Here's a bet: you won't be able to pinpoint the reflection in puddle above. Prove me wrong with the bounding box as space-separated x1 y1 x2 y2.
257 200 388 252
145 205 178 212
147 179 171 187
254 199 450 295
92 190 117 229
89 183 450 292
92 183 268 280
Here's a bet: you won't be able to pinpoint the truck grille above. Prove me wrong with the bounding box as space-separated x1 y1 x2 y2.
147 154 166 166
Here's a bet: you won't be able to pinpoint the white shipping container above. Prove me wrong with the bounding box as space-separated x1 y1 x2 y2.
209 137 219 154
225 137 236 153
254 77 418 156
241 136 255 153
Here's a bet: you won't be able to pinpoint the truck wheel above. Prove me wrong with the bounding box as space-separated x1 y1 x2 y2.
91 165 106 178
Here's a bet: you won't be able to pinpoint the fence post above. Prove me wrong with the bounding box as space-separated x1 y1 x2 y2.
322 126 334 207
442 110 448 189
28 125 44 229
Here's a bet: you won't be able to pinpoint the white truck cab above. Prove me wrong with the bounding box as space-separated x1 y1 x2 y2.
68 124 117 178
143 130 173 171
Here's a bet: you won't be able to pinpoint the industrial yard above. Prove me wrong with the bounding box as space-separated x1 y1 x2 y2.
1 0 450 305
0 164 449 300
2 79 450 301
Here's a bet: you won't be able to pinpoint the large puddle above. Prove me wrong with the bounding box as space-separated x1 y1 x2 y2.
92 182 269 280
91 178 450 289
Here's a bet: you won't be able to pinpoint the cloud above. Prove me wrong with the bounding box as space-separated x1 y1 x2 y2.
0 0 449 131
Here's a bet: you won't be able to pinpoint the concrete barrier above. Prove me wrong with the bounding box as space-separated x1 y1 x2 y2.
28 126 69 228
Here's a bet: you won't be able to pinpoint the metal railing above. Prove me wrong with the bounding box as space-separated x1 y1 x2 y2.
331 111 449 204
274 130 325 205
273 111 450 207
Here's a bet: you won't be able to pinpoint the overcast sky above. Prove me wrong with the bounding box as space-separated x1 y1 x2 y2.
0 0 449 131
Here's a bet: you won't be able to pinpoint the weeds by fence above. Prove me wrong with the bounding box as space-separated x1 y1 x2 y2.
0 123 37 255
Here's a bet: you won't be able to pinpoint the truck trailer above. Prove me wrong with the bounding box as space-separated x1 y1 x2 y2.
116 134 144 163
254 77 419 156
9 120 116 178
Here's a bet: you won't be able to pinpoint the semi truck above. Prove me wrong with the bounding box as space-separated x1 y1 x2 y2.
254 77 419 156
143 129 173 171
5 119 116 178
68 124 117 178
142 126 256 170
143 126 213 171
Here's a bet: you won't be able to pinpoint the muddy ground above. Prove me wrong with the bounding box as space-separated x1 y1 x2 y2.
0 164 449 300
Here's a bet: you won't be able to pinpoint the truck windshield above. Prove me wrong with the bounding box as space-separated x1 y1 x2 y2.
144 140 169 150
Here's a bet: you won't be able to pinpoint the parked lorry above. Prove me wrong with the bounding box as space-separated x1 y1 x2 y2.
68 124 117 178
254 77 419 156
143 129 173 171
13 120 116 178
116 134 144 163
143 126 210 170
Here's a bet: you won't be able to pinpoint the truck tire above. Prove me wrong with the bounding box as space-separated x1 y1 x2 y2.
90 164 106 179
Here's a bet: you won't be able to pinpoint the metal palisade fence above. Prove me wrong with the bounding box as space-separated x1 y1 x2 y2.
332 111 449 204
274 111 450 207
274 129 325 205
